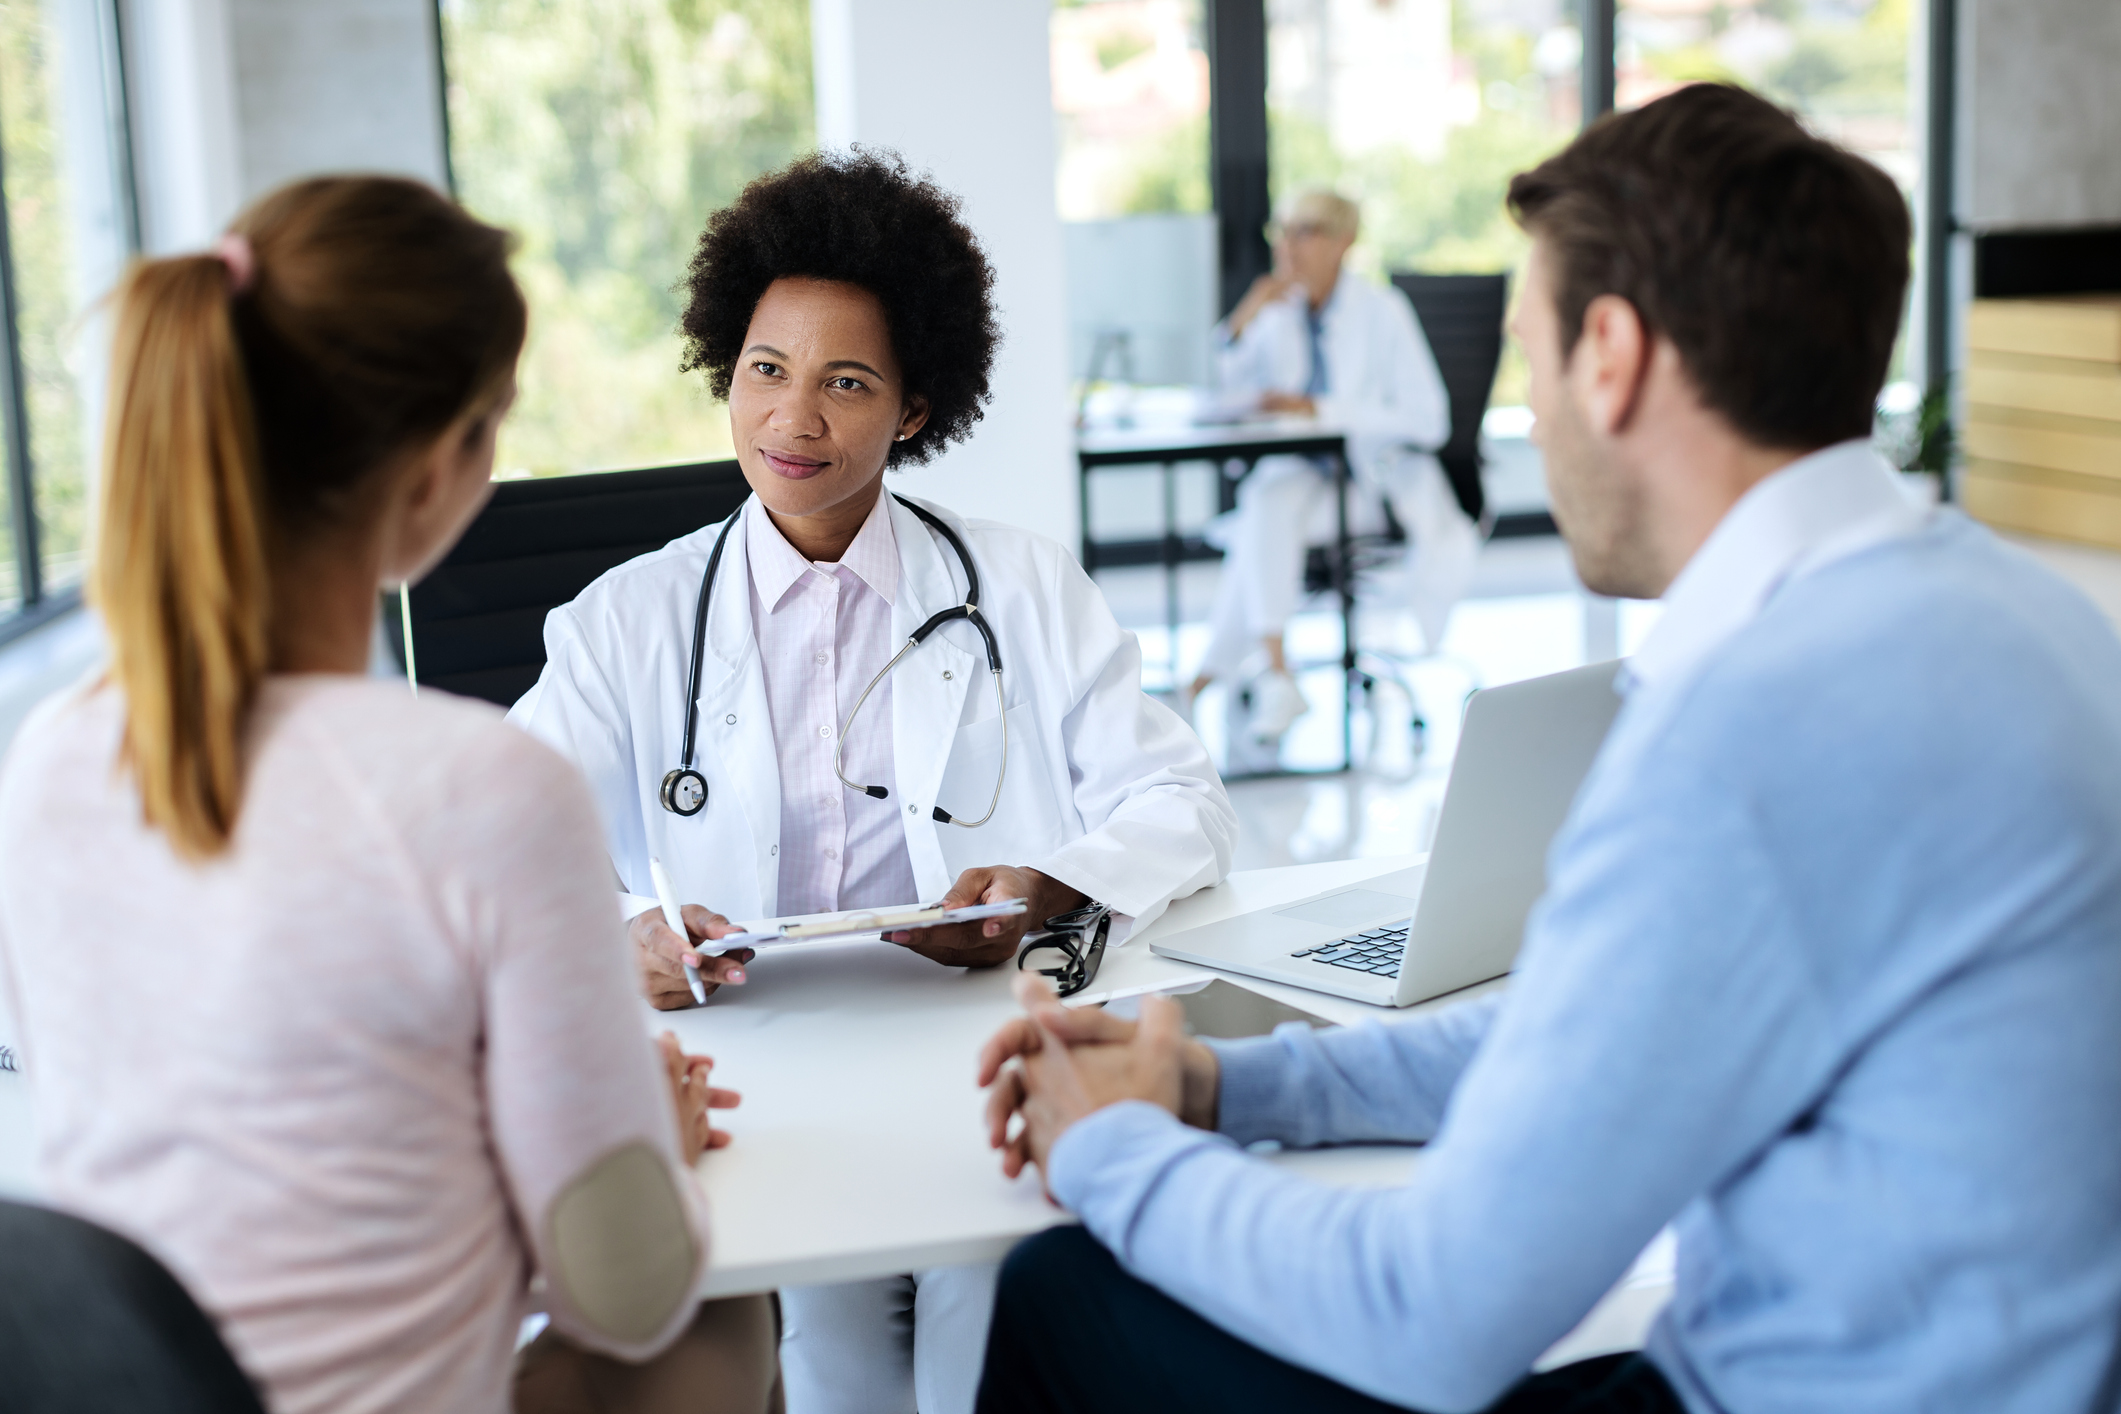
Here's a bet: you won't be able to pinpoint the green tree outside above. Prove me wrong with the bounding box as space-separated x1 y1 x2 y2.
441 0 815 477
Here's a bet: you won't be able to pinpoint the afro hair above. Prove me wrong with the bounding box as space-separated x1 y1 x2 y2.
679 148 1001 467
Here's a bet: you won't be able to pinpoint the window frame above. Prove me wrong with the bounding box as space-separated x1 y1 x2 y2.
0 0 139 645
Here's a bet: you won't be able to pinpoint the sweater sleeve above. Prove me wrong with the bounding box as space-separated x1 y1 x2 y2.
1210 993 1501 1147
449 729 709 1360
1046 729 1838 1412
508 603 650 895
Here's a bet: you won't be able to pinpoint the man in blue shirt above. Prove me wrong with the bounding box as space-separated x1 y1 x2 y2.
972 84 2121 1414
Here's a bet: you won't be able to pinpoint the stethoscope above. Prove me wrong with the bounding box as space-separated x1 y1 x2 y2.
660 492 1008 828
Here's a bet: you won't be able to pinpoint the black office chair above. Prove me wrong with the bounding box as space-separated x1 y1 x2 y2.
385 459 750 706
1393 272 1509 525
0 1198 268 1413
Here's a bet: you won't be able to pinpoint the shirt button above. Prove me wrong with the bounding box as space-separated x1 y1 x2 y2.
815 651 830 665
770 844 778 856
824 847 838 860
725 714 737 725
818 725 832 739
907 804 917 814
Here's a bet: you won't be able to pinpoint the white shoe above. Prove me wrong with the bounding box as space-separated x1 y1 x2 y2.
1246 670 1309 743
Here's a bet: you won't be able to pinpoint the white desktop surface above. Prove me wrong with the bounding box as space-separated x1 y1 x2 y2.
671 853 1453 1299
673 851 1669 1369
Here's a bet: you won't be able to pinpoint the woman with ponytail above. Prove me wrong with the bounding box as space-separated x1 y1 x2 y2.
0 178 782 1413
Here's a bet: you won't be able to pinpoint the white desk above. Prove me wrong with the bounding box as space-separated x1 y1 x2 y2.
0 853 1669 1366
673 853 1460 1299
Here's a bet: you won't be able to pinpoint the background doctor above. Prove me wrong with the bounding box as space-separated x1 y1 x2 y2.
1190 188 1474 744
508 150 1236 1414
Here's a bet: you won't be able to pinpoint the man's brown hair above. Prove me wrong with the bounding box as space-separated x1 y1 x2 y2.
1508 83 1910 450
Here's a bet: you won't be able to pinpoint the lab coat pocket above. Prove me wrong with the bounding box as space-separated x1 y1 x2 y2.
934 702 1075 879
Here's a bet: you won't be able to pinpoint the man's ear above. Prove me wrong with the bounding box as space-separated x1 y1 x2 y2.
1571 293 1653 437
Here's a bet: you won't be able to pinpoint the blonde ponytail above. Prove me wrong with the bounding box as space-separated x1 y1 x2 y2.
89 178 523 859
92 257 270 858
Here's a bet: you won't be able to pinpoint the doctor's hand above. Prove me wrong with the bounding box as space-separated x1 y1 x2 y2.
977 976 1220 1185
1226 269 1297 340
628 906 754 1010
884 866 1087 969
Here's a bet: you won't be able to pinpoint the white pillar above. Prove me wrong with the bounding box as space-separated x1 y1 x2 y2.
124 0 449 254
810 0 1077 553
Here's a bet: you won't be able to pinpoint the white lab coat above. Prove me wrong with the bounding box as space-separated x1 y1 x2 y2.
1211 272 1479 655
508 492 1236 940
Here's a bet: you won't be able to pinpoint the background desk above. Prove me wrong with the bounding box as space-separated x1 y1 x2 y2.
675 853 1670 1369
1076 421 1359 767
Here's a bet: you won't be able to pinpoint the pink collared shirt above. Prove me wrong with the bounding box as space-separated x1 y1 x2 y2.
746 494 920 917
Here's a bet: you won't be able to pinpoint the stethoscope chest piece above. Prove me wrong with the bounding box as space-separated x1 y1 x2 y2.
660 767 708 817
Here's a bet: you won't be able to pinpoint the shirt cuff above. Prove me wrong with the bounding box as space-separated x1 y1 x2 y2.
1046 1099 1194 1213
1205 1032 1305 1146
1022 853 1137 944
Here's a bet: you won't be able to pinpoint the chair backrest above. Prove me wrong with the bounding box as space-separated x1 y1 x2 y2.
1391 272 1510 524
386 459 750 706
0 1199 269 1413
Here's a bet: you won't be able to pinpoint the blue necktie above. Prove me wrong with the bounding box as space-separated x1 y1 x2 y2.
1304 305 1329 397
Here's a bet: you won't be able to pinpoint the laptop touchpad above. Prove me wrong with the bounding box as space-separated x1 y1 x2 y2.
1274 889 1413 930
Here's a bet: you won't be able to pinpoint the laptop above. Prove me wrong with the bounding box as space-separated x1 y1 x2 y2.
1151 659 1624 1006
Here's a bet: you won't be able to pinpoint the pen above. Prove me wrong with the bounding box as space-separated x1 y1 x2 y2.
648 855 707 1006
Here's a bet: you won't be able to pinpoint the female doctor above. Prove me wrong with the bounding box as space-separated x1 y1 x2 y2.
508 151 1237 1414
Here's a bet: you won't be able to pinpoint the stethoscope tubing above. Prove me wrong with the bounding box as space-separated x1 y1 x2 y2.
666 491 1006 826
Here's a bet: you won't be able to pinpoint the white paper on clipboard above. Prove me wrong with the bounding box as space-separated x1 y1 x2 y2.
714 898 1029 951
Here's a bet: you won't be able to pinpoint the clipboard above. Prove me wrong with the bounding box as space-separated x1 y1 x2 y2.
713 898 1029 950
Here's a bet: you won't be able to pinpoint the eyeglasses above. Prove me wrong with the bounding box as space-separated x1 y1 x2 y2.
1016 902 1113 999
1265 221 1336 243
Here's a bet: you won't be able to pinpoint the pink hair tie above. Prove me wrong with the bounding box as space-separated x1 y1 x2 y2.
215 233 255 295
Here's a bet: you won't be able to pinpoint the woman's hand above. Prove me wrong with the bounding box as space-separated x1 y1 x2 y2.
885 866 1087 968
629 906 754 1010
658 1031 741 1165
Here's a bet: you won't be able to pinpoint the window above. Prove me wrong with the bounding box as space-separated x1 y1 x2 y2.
437 0 814 478
0 0 135 635
1617 0 1913 189
1266 0 1582 408
1616 0 1916 380
1052 0 1210 223
1268 0 1580 274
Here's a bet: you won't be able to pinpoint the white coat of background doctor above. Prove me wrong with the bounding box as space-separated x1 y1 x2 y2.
507 181 1236 1414
1190 187 1478 744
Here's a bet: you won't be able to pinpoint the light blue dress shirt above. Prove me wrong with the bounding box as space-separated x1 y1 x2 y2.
1048 443 2121 1413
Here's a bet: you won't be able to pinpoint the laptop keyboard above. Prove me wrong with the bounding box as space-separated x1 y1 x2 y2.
1291 919 1411 979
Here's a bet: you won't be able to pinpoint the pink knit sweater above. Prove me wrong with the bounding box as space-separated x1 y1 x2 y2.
0 676 706 1413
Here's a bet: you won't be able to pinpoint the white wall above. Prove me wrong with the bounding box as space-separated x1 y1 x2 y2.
1960 0 2121 230
123 0 449 253
811 0 1077 553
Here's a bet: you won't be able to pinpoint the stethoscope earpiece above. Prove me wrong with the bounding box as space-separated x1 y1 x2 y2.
661 493 1008 827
